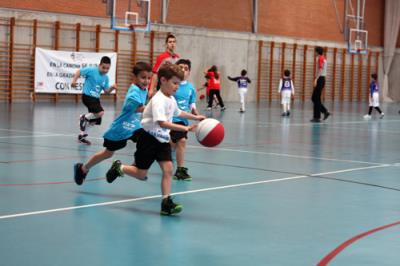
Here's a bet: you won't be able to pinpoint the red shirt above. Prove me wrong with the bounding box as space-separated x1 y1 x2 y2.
152 51 180 73
206 71 221 90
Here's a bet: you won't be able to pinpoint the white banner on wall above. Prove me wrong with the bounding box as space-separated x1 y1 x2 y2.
35 48 117 94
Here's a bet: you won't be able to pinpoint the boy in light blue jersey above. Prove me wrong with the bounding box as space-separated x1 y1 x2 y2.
170 59 199 181
73 62 152 185
71 56 117 145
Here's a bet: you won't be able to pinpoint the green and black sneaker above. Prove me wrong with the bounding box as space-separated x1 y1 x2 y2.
106 160 124 183
173 167 192 181
160 196 183 216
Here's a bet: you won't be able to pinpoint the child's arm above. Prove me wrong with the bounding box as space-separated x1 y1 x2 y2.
247 77 252 83
291 80 295 96
158 121 194 132
227 76 238 82
178 111 206 121
135 105 145 113
104 84 117 94
71 69 81 88
278 79 282 93
157 112 205 132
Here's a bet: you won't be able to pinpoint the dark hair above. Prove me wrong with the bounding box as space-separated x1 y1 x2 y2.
371 73 377 80
165 33 176 44
241 69 247 76
315 46 324 55
284 69 291 77
208 65 219 79
132 61 152 76
176 59 191 71
158 64 184 81
100 56 111 65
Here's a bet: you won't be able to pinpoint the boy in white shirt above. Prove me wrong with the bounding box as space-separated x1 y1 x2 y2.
106 64 205 216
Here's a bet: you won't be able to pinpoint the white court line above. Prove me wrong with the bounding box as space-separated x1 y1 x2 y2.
0 128 382 166
254 119 400 128
0 128 66 135
325 125 400 135
0 134 72 139
0 164 391 220
186 145 383 165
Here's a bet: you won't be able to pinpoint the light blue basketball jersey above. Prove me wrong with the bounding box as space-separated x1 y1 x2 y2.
80 67 110 98
172 81 196 125
103 84 148 141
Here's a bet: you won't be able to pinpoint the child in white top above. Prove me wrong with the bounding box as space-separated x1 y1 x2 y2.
106 64 205 216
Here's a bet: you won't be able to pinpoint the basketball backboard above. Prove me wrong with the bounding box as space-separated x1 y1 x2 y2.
108 0 151 32
348 28 368 55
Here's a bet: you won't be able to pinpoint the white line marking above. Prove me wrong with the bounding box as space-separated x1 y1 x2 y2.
0 164 392 220
0 134 71 139
186 145 383 165
0 128 381 165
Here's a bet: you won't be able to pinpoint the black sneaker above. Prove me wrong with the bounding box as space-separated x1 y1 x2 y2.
78 134 91 145
74 163 87 185
79 114 87 131
106 160 124 183
173 167 192 181
160 196 183 216
221 106 226 111
287 111 290 116
281 112 287 117
310 118 321 123
323 112 331 120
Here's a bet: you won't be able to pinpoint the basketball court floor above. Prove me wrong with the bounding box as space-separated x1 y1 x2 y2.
0 101 399 266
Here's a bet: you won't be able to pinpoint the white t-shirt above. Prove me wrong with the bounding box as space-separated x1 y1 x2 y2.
141 90 182 143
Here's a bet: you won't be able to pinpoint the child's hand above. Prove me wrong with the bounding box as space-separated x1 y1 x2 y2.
110 84 118 91
187 125 197 132
71 82 77 88
196 115 206 121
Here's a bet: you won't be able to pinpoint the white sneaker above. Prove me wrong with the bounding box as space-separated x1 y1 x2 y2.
380 113 385 119
206 107 212 111
363 114 371 120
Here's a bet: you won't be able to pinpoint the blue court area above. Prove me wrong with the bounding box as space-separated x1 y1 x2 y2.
0 101 400 266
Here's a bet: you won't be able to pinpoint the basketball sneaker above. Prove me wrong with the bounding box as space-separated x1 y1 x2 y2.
363 114 371 120
173 167 192 181
106 160 124 183
221 106 226 111
380 112 385 119
287 110 290 116
74 163 87 185
160 196 183 216
78 134 91 145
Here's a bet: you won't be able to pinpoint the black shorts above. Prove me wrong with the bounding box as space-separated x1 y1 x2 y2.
134 131 172 170
82 94 104 114
103 128 145 152
170 121 188 143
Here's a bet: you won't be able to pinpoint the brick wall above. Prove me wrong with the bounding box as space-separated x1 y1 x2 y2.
1 0 386 46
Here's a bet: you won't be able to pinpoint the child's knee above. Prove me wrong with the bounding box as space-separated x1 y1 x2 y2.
95 111 104 118
178 138 186 146
104 150 114 158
